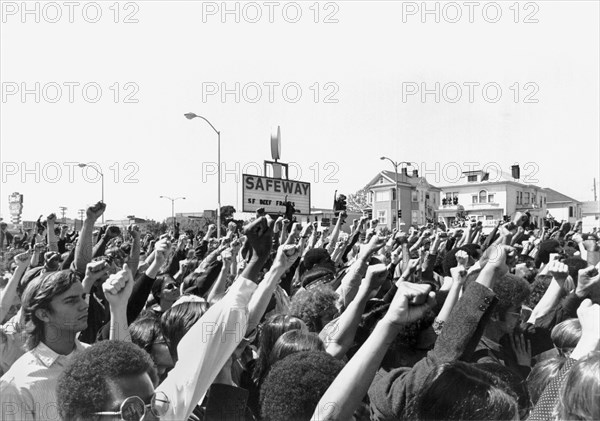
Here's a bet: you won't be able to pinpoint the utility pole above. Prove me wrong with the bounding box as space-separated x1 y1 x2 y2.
78 209 85 230
59 206 67 223
594 178 598 202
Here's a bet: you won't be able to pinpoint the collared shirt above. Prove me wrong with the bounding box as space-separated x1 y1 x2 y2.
157 275 257 421
0 340 89 421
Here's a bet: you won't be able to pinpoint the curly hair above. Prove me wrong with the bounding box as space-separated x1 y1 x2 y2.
525 274 552 309
493 273 531 318
57 340 158 420
259 351 344 421
289 284 338 333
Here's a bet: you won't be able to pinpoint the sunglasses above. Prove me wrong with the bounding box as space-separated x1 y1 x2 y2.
93 391 170 421
163 283 178 291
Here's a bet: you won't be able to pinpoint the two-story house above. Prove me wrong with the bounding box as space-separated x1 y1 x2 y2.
543 188 582 224
364 169 441 231
437 170 547 232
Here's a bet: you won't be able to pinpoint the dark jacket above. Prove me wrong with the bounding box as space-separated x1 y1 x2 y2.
368 281 497 420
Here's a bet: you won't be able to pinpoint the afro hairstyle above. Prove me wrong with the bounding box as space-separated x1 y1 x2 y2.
259 351 344 421
57 340 158 421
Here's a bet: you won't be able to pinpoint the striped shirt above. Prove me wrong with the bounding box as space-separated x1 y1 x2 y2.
0 340 89 421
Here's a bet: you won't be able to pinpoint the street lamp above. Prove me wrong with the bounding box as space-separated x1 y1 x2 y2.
380 157 413 230
78 163 104 223
185 112 221 239
160 196 186 232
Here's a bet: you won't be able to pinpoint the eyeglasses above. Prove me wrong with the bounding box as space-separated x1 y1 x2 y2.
93 391 170 421
163 283 178 291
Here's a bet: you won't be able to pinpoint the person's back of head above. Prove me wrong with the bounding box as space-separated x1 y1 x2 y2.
551 318 581 357
289 284 338 333
259 351 344 421
160 300 208 361
268 330 325 368
408 361 518 421
526 356 566 405
475 362 532 419
556 351 600 421
253 314 306 384
57 340 158 420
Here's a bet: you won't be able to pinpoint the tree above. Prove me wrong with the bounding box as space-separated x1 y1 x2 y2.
145 220 168 237
347 187 371 212
220 206 236 221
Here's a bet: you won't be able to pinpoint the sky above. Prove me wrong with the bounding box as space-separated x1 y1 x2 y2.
1 0 599 223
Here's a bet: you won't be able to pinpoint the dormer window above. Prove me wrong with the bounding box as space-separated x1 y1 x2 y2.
467 175 478 182
379 177 384 184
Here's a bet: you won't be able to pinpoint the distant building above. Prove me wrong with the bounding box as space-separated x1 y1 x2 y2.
299 208 363 234
437 170 547 232
543 188 582 224
581 201 600 233
364 169 441 231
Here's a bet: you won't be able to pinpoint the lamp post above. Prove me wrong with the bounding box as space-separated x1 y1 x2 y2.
160 196 186 232
185 112 221 239
78 163 104 223
380 157 413 230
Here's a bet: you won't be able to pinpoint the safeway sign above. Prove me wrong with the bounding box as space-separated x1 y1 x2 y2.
242 174 311 215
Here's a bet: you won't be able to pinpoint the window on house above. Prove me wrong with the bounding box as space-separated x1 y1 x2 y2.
486 215 494 220
377 210 386 224
479 190 487 204
516 192 520 205
375 191 391 202
524 192 530 204
488 194 495 203
412 191 418 202
472 195 478 204
569 206 574 217
412 210 419 221
446 192 452 200
421 191 424 202
467 175 477 182
392 189 396 201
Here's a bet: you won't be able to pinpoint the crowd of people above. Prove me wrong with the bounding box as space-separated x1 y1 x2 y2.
0 201 599 421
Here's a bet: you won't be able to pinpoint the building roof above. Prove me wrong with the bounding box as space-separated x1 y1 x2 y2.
543 188 581 204
439 169 542 189
365 170 441 191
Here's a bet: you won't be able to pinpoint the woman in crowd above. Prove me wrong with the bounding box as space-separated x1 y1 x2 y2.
0 203 597 421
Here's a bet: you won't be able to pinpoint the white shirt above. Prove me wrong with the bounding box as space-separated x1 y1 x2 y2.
0 340 89 421
157 275 257 421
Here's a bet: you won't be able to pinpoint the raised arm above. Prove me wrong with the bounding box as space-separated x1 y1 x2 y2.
313 282 435 421
46 214 59 252
0 251 30 322
102 264 134 342
74 202 106 277
127 224 141 275
322 264 388 359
